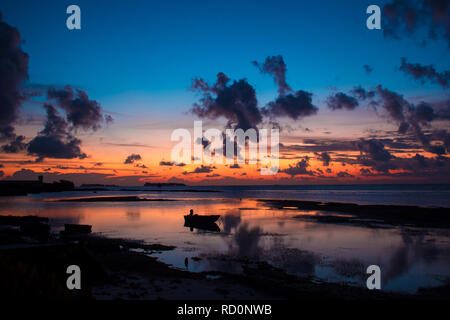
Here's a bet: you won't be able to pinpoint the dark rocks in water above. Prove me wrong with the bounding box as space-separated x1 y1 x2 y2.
261 199 450 228
20 222 50 240
0 215 50 242
64 224 92 234
0 215 48 226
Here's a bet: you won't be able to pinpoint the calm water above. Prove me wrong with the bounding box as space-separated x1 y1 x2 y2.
1 185 450 293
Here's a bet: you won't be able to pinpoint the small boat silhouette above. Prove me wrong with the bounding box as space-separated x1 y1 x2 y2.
184 214 220 224
183 214 221 232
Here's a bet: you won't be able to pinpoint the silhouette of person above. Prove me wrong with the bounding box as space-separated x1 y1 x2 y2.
184 257 189 269
189 209 194 216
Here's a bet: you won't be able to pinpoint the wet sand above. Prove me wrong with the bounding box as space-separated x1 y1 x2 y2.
0 232 422 300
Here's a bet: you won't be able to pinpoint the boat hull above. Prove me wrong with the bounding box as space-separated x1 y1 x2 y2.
184 215 220 224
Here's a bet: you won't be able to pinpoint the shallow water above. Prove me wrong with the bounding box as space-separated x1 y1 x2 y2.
1 191 449 293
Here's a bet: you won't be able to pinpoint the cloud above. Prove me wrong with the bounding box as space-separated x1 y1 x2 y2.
327 92 359 110
280 139 359 153
0 14 29 141
191 56 318 129
229 163 241 169
382 0 450 46
357 139 393 162
315 152 331 166
399 57 450 89
337 171 354 178
263 90 318 120
280 157 314 177
1 135 26 153
190 73 262 130
363 65 373 73
375 85 410 129
252 55 291 95
206 173 220 178
159 160 185 166
350 86 375 101
27 105 87 161
182 165 215 175
47 85 108 131
124 153 142 164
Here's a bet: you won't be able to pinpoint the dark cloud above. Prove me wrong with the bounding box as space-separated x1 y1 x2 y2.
360 168 375 176
124 153 142 164
376 85 410 127
252 55 291 95
27 105 87 160
206 173 220 178
1 135 26 153
0 15 29 141
337 171 354 178
160 161 175 166
190 73 262 130
350 86 375 101
191 56 318 129
104 114 113 124
362 86 449 154
135 163 147 169
357 139 393 162
356 139 395 173
47 85 107 131
183 165 215 175
159 160 186 167
400 57 450 89
280 139 359 153
363 65 373 73
263 90 318 120
327 92 359 110
412 102 436 124
315 152 331 166
382 0 450 46
280 157 314 177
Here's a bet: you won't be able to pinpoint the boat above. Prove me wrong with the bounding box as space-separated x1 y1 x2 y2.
184 221 220 232
184 214 220 224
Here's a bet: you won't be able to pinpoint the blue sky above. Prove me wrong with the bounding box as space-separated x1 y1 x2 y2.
2 0 449 115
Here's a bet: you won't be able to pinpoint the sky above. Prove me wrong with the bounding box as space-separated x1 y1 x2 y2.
0 0 449 186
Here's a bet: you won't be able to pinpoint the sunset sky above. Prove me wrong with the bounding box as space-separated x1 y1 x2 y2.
0 0 449 185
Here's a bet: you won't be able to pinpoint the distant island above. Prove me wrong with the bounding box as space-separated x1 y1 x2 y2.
144 182 186 187
80 184 120 187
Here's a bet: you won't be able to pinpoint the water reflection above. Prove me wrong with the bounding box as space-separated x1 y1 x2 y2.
0 195 449 293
